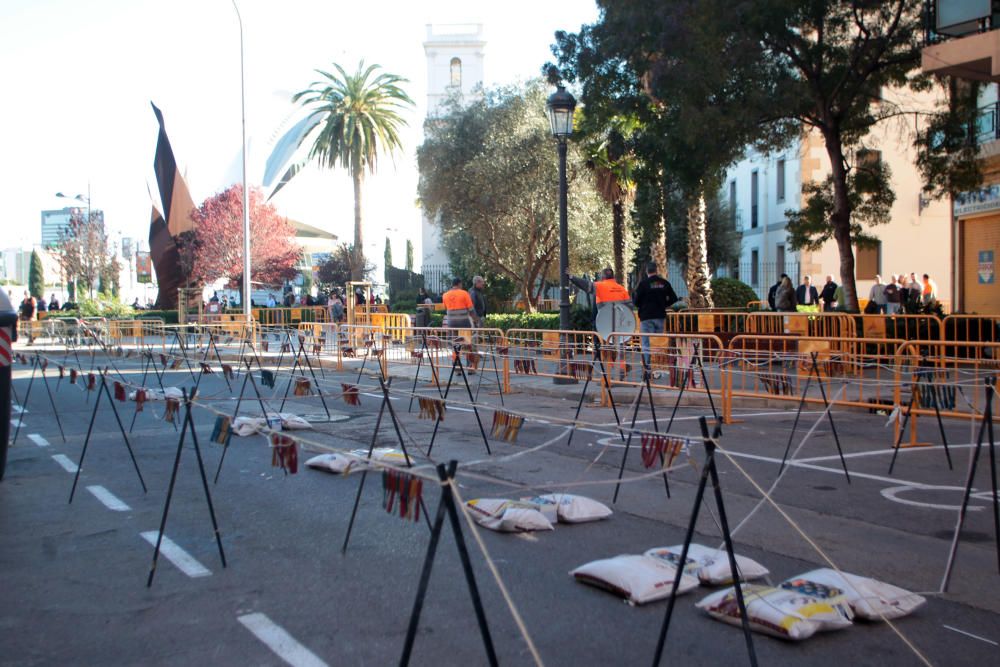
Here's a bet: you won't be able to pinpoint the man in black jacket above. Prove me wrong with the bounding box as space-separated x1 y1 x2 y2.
795 275 819 308
632 261 678 366
819 274 838 311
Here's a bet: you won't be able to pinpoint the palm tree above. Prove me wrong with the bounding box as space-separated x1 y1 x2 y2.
291 61 414 280
685 187 714 308
583 120 638 282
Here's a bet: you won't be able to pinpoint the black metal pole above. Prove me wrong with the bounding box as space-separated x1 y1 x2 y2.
555 138 575 386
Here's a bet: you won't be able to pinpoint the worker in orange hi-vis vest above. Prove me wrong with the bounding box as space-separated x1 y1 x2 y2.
442 277 475 329
569 267 635 377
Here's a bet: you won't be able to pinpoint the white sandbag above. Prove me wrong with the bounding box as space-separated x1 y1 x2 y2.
644 544 769 585
466 498 554 533
278 413 312 430
304 453 360 474
780 569 925 621
697 584 853 641
530 494 613 524
369 448 415 466
232 416 265 436
129 386 183 402
571 554 699 605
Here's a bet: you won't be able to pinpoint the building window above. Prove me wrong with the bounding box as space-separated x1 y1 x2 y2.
751 249 759 286
776 158 785 202
729 180 737 227
450 57 462 87
750 170 759 228
775 244 785 276
855 242 881 280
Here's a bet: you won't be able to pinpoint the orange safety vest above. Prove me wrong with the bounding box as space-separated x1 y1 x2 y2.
442 288 474 311
594 279 630 304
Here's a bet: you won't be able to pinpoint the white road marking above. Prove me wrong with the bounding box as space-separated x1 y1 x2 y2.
880 485 978 512
140 532 211 578
12 403 26 414
27 433 49 448
237 613 329 667
10 418 22 428
86 485 131 512
51 454 78 473
942 624 998 646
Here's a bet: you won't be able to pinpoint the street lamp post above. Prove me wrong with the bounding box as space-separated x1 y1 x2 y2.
232 0 252 323
547 85 577 385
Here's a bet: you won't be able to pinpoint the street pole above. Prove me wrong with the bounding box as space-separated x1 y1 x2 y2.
233 0 251 323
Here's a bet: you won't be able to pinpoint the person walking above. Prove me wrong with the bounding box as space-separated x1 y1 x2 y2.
767 273 788 311
795 275 819 309
19 291 36 344
632 261 678 366
819 274 838 312
469 276 487 327
869 275 888 314
775 276 797 312
442 278 475 329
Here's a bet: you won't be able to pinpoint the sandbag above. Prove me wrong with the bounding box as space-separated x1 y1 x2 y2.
129 387 183 402
466 498 554 533
278 413 312 430
780 569 925 621
697 584 853 641
530 494 612 524
304 453 361 475
232 417 265 436
571 554 699 605
644 544 769 585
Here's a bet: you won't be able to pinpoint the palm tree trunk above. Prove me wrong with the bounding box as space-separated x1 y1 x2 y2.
612 199 625 281
685 187 713 309
352 169 364 281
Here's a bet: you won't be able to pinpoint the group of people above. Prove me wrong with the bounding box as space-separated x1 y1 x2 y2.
440 276 488 328
16 291 65 322
767 272 938 313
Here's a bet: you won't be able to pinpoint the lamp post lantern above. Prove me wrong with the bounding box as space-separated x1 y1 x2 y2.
547 84 576 385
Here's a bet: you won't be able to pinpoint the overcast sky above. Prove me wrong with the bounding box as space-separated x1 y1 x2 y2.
0 0 599 264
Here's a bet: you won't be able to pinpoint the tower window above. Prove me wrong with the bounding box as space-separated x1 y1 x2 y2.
450 58 462 87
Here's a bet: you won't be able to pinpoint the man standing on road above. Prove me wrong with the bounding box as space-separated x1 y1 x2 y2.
469 276 487 327
820 274 838 312
632 261 678 366
442 278 475 329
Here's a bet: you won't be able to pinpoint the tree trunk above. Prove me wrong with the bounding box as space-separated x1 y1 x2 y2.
352 169 364 281
685 188 713 309
823 129 859 312
612 199 625 281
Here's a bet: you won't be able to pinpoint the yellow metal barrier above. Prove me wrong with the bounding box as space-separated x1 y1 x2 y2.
252 306 328 326
855 313 942 343
505 328 601 387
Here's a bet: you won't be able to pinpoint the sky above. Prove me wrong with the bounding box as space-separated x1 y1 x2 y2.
0 0 600 271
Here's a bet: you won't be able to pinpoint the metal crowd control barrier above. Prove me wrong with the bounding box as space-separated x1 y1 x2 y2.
726 335 907 422
893 340 1000 426
942 314 1000 347
856 314 942 344
604 331 727 412
504 328 597 386
252 306 329 327
745 311 854 339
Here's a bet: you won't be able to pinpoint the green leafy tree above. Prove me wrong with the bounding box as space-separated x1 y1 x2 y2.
405 239 414 272
28 250 44 299
289 61 414 280
418 80 611 310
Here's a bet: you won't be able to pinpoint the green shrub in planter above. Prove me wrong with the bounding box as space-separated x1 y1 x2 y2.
711 277 758 309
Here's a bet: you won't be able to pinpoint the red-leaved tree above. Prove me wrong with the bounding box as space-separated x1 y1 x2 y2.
190 184 301 292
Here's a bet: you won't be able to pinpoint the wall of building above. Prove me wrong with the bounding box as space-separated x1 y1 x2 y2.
723 86 953 307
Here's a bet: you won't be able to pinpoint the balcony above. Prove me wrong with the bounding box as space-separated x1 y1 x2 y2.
922 1 1000 81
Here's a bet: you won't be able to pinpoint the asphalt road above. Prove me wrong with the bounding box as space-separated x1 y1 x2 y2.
1 350 999 666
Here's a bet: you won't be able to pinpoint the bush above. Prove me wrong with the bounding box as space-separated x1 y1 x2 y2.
711 277 758 309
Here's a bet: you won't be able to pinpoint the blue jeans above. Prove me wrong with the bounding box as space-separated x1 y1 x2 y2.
640 318 665 367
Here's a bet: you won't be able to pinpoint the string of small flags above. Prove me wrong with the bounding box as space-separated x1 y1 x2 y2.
222 364 235 380
341 383 360 406
70 368 78 384
210 415 231 445
134 389 146 412
640 434 686 469
163 397 180 423
294 377 311 396
269 433 298 474
569 360 593 380
86 373 97 391
491 409 525 442
199 362 213 374
382 468 422 522
759 372 793 396
417 397 446 421
114 381 126 402
260 370 275 388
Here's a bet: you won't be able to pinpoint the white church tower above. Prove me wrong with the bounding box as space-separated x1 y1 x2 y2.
420 24 486 273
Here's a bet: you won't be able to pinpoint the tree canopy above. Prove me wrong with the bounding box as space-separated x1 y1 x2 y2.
188 184 300 289
54 210 116 298
417 80 612 309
